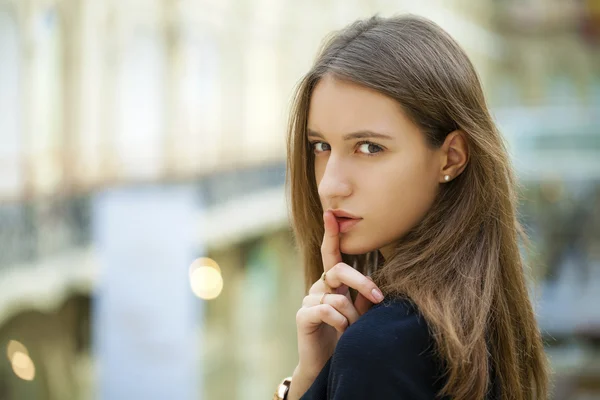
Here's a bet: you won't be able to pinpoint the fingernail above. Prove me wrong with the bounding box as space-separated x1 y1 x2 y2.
371 288 384 302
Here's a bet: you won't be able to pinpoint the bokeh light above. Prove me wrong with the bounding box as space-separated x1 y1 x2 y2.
7 341 36 381
189 257 223 300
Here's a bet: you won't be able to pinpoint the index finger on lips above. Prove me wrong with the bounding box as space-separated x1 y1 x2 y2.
326 262 384 304
321 210 342 272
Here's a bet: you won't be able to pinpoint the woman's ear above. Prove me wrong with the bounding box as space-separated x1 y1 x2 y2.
438 130 469 183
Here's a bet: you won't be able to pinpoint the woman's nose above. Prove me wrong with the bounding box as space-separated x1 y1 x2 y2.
317 159 352 202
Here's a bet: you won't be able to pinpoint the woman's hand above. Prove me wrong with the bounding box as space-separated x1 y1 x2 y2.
294 211 385 380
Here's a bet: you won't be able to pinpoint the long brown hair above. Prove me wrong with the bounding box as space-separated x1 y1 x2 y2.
286 14 549 400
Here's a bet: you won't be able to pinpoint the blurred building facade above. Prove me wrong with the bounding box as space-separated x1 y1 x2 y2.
0 0 598 399
490 1 600 398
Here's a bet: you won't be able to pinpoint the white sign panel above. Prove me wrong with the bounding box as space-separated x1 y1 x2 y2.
92 185 201 400
0 10 23 199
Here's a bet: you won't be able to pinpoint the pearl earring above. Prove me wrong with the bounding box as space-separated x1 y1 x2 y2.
444 175 451 182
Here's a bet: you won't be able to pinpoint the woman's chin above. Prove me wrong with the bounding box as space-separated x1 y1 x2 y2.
339 234 378 255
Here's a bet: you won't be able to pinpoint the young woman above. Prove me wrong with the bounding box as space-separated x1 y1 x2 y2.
274 14 549 400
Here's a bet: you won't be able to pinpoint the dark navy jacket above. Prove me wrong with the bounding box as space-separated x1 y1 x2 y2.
300 297 500 399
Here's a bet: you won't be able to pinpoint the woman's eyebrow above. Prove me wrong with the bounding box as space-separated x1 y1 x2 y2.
307 129 394 140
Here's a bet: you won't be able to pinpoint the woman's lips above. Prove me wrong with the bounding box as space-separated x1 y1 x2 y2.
335 217 362 233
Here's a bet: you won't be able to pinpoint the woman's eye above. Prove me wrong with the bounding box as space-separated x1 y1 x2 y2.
312 142 331 153
357 142 383 155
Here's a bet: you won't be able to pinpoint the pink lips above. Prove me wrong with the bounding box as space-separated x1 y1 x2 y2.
336 217 361 233
330 209 362 233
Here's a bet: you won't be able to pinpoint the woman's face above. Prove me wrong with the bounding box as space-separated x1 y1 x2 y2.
307 75 443 258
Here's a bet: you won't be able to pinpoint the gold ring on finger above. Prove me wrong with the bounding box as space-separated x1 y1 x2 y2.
321 271 329 285
319 292 330 305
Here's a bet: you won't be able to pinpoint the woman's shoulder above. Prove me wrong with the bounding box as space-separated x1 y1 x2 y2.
325 296 448 398
343 296 429 341
334 296 437 363
358 295 421 321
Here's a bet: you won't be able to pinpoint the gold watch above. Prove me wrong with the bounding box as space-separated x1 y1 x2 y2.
273 376 293 400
